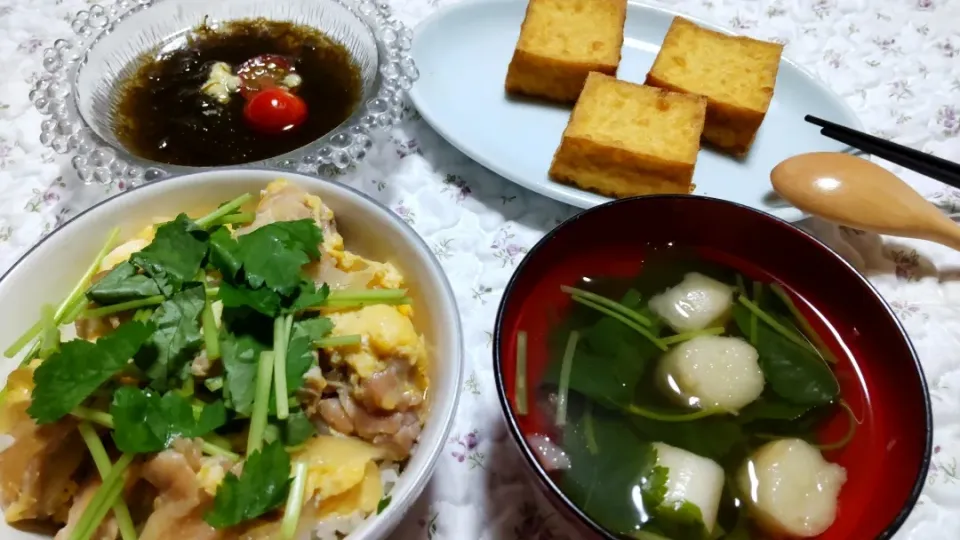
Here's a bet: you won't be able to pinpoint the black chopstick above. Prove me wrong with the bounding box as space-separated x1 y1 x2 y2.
805 115 960 189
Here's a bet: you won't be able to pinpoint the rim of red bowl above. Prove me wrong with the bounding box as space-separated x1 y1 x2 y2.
492 194 932 540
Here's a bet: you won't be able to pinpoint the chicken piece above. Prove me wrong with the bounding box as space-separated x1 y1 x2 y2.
139 439 226 540
317 398 354 435
0 414 85 524
324 305 426 379
335 391 422 460
54 478 119 540
191 350 214 378
240 179 343 254
75 313 128 342
356 358 425 413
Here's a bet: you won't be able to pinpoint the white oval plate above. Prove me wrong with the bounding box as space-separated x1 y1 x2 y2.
410 0 863 222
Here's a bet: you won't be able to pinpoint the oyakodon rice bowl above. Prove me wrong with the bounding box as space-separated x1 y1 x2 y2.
0 171 463 540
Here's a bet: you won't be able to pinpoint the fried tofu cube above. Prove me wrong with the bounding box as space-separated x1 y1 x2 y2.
549 72 707 197
646 17 784 156
505 0 627 103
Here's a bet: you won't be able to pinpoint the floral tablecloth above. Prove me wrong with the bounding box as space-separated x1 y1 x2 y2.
1 0 960 538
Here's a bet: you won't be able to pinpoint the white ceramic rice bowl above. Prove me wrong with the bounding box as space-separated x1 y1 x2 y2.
0 170 464 540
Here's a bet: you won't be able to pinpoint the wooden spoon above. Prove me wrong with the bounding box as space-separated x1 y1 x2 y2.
770 152 960 251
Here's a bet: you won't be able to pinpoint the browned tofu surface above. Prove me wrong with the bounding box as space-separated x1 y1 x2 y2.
549 72 707 197
646 17 783 155
505 0 627 103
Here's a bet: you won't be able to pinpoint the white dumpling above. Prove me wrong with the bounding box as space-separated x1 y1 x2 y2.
652 442 725 533
736 438 847 538
657 335 764 411
648 272 734 332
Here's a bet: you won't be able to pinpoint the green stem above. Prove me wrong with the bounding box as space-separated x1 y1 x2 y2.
570 296 667 351
247 351 275 454
318 297 412 308
815 401 859 451
769 283 838 364
735 274 747 298
6 227 121 359
584 401 599 455
69 453 134 540
515 331 528 416
660 327 725 345
281 461 309 540
64 297 89 324
71 407 115 428
84 288 219 318
195 193 253 229
39 304 59 360
327 289 407 301
201 277 220 362
77 423 138 540
561 285 652 327
179 376 194 398
737 295 818 355
555 331 580 427
313 335 362 348
274 316 292 420
624 405 719 422
70 407 239 460
214 212 256 225
749 282 763 346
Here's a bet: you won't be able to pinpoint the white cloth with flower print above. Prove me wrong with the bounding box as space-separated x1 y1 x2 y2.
1 0 960 538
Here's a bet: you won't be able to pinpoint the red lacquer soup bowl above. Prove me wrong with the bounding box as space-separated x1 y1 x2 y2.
493 196 931 540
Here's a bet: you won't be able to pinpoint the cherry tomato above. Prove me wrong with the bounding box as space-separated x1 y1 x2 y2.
237 54 294 98
243 87 308 134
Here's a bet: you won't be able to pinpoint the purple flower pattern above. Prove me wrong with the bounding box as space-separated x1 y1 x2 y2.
449 429 485 469
490 227 528 268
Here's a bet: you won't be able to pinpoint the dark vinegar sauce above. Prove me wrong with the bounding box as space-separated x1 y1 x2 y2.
114 19 361 167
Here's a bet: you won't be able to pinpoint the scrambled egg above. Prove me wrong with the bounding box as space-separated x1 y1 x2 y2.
295 436 384 503
98 222 163 272
0 362 37 434
324 305 426 379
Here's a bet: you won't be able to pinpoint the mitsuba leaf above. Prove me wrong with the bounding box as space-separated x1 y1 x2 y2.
208 227 242 280
732 304 839 406
629 416 743 464
284 320 321 394
130 214 209 296
235 220 323 295
220 331 266 415
542 291 660 409
281 410 316 446
647 501 711 540
560 402 659 535
219 281 282 318
736 396 812 424
28 322 154 424
288 282 330 313
136 285 206 389
204 440 292 528
85 261 163 304
110 386 227 453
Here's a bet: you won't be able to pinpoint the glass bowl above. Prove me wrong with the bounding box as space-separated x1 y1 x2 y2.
29 0 418 188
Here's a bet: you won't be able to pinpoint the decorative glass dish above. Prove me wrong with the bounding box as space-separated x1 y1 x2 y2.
29 0 418 188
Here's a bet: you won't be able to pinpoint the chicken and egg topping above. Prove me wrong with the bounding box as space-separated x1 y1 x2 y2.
0 180 427 540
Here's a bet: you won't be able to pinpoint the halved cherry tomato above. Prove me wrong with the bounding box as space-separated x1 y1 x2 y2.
237 54 294 98
243 87 308 134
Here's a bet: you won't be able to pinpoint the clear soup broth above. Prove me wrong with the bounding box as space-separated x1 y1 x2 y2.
512 247 872 540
